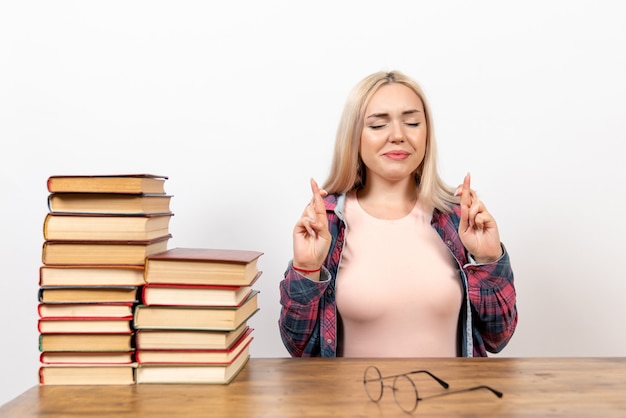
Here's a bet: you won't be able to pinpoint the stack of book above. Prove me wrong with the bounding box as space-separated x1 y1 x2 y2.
38 174 173 385
134 247 262 384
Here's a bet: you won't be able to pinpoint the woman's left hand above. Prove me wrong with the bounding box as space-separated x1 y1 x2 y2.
456 173 503 264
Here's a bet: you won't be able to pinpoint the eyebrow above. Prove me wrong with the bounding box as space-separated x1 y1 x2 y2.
365 109 421 119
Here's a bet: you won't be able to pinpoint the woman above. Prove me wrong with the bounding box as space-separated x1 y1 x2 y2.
279 70 517 357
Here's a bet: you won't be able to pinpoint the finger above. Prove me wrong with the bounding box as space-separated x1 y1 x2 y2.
296 212 317 237
310 178 328 228
473 212 489 230
310 178 324 209
459 173 471 231
461 172 471 206
468 193 487 230
302 216 317 238
474 210 496 231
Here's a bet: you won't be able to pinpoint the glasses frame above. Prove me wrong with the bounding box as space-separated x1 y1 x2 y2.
363 365 503 413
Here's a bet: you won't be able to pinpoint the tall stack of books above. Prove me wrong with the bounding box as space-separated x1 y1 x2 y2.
38 174 173 385
134 248 262 384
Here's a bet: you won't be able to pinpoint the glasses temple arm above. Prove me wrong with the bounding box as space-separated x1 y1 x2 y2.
422 385 503 400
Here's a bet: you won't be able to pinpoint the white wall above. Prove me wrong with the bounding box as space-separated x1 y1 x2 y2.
1 0 625 406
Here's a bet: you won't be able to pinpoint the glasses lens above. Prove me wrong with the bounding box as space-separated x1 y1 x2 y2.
393 375 418 413
363 366 383 402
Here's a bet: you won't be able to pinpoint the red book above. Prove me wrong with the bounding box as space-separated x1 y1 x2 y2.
38 333 134 352
38 302 135 319
135 324 250 351
38 317 133 334
141 274 259 307
40 351 134 365
135 343 251 384
135 328 253 364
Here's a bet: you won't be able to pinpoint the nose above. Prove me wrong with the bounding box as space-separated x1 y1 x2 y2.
389 121 405 143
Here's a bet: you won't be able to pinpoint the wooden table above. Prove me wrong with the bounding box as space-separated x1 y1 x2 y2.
1 357 625 417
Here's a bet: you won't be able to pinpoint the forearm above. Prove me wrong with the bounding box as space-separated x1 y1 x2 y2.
465 248 518 352
278 266 330 356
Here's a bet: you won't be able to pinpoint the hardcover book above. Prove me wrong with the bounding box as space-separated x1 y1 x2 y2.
43 212 172 241
38 317 133 334
39 364 136 385
38 286 139 304
135 344 250 384
135 324 250 351
141 283 255 307
41 235 171 265
135 328 253 364
145 247 263 286
38 302 135 318
39 333 134 352
40 351 134 365
39 265 146 287
47 174 168 194
48 193 172 214
133 291 259 331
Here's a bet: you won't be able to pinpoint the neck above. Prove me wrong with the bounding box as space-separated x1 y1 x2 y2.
356 177 418 220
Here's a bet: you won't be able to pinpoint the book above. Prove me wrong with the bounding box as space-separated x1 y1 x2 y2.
136 328 253 364
135 344 250 384
145 247 264 286
47 174 167 194
41 235 171 265
48 193 172 215
135 324 250 350
134 291 259 330
43 212 172 241
38 286 139 303
38 318 133 334
40 351 134 364
39 265 145 286
39 333 134 352
38 302 134 318
141 283 255 307
39 364 136 385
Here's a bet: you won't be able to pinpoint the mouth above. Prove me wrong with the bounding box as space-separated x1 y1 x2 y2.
384 151 410 160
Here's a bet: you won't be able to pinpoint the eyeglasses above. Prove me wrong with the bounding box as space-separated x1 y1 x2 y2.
363 365 503 413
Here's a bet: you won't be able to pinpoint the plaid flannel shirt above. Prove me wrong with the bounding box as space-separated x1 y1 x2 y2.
279 193 517 357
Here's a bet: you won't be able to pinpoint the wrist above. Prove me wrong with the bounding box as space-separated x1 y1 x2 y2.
472 247 503 264
292 265 322 274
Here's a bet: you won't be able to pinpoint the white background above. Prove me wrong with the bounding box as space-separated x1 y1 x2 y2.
1 0 625 407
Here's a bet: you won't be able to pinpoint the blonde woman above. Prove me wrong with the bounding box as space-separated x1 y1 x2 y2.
279 70 517 357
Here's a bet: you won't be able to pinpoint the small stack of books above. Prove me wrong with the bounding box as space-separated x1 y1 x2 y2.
38 174 173 385
134 247 262 384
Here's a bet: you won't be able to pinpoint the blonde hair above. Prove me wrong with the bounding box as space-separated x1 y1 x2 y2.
322 70 459 212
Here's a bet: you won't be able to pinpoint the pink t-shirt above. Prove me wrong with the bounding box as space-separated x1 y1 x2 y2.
336 192 462 357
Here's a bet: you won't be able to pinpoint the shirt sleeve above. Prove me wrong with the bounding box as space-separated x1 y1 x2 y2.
464 245 518 353
278 263 330 357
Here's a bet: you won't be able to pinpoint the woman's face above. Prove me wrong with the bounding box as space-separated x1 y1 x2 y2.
360 83 427 185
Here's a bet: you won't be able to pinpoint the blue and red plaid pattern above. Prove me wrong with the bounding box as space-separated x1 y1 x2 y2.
279 194 517 357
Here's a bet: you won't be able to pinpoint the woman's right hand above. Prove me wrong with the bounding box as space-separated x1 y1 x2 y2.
292 178 332 274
